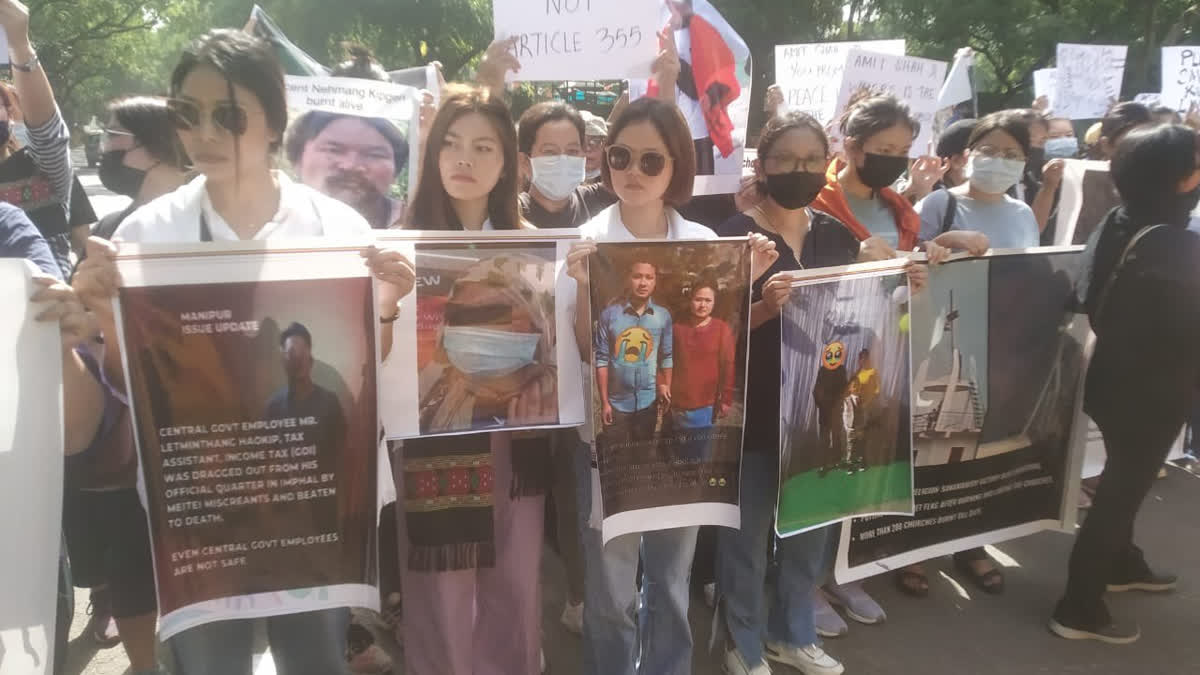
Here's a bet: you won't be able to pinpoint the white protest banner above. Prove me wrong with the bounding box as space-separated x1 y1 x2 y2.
1055 44 1127 120
834 48 948 157
1033 68 1057 113
0 260 63 675
493 0 659 81
283 76 421 224
1161 46 1200 113
774 39 905 125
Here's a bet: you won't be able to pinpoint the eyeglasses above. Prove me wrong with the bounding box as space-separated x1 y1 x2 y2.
606 144 671 177
764 153 827 173
100 128 136 152
167 98 249 136
973 145 1025 162
585 137 605 150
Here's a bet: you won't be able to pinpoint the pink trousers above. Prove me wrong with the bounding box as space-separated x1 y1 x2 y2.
394 432 544 675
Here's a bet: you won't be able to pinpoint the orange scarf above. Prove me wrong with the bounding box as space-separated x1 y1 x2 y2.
811 158 921 252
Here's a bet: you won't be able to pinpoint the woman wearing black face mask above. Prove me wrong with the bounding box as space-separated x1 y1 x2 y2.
1050 123 1200 645
711 112 927 673
813 94 930 261
93 96 191 240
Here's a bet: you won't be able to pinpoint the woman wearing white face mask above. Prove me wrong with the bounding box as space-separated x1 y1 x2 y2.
516 101 617 229
916 110 1041 253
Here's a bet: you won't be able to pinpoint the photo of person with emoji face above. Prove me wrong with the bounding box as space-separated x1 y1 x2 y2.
813 339 850 475
595 257 673 445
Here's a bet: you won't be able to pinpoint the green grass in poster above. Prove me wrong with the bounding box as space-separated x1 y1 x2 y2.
777 461 912 535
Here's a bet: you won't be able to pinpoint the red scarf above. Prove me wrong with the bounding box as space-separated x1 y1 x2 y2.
811 158 921 252
648 15 740 157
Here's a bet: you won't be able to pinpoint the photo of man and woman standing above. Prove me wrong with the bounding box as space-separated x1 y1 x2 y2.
588 240 750 520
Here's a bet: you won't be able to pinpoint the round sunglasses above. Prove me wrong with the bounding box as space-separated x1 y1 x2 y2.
167 98 249 136
606 144 671 177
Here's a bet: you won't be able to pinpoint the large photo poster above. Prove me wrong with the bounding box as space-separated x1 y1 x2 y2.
777 261 914 537
587 239 750 542
378 232 585 439
627 0 752 195
836 248 1088 582
283 76 421 229
0 260 64 675
114 242 379 639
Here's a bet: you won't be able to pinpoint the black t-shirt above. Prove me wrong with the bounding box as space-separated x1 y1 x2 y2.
69 175 97 228
519 183 616 229
716 210 861 453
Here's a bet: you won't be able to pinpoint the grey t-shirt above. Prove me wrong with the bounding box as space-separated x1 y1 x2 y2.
916 189 1040 249
845 191 899 248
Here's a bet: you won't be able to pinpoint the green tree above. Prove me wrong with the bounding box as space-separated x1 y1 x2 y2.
858 0 1200 109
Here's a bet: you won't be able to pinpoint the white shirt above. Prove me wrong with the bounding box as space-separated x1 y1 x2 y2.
113 172 371 243
564 205 716 445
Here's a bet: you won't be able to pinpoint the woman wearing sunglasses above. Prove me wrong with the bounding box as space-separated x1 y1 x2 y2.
561 96 714 675
383 84 550 675
72 29 415 675
92 97 191 239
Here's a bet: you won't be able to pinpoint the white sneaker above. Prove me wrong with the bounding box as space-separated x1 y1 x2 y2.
764 641 844 675
560 601 584 635
724 648 772 675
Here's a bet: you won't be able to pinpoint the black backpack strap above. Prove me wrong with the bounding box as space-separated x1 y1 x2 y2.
939 190 957 235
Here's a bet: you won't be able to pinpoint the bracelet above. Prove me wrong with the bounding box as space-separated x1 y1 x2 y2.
11 52 39 73
380 309 401 324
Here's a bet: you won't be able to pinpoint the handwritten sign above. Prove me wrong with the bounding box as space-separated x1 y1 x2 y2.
1033 68 1057 113
1055 44 1127 120
833 48 948 157
493 0 659 81
1160 46 1200 113
774 40 905 125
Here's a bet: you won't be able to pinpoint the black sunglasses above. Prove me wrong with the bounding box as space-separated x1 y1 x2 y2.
606 144 671 177
167 98 249 136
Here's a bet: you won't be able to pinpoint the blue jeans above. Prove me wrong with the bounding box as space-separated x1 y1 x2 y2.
672 407 715 462
168 608 350 675
575 435 699 675
716 450 833 664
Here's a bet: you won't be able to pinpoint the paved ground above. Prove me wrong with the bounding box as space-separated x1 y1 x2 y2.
66 172 1200 674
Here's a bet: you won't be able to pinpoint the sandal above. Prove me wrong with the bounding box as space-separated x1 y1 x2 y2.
895 565 929 597
953 551 1005 595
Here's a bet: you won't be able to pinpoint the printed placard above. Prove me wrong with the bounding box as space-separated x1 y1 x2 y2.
835 248 1088 582
777 261 914 536
587 238 751 542
493 0 659 81
378 231 585 440
283 76 421 228
114 242 380 639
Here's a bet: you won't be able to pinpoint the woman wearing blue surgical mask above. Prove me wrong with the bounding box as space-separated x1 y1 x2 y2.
516 101 616 229
917 110 1040 252
418 254 557 431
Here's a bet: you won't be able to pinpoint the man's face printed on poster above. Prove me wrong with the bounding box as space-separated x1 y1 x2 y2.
299 117 397 207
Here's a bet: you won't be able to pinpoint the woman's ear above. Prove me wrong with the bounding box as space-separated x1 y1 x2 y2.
1177 168 1200 194
519 152 532 184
